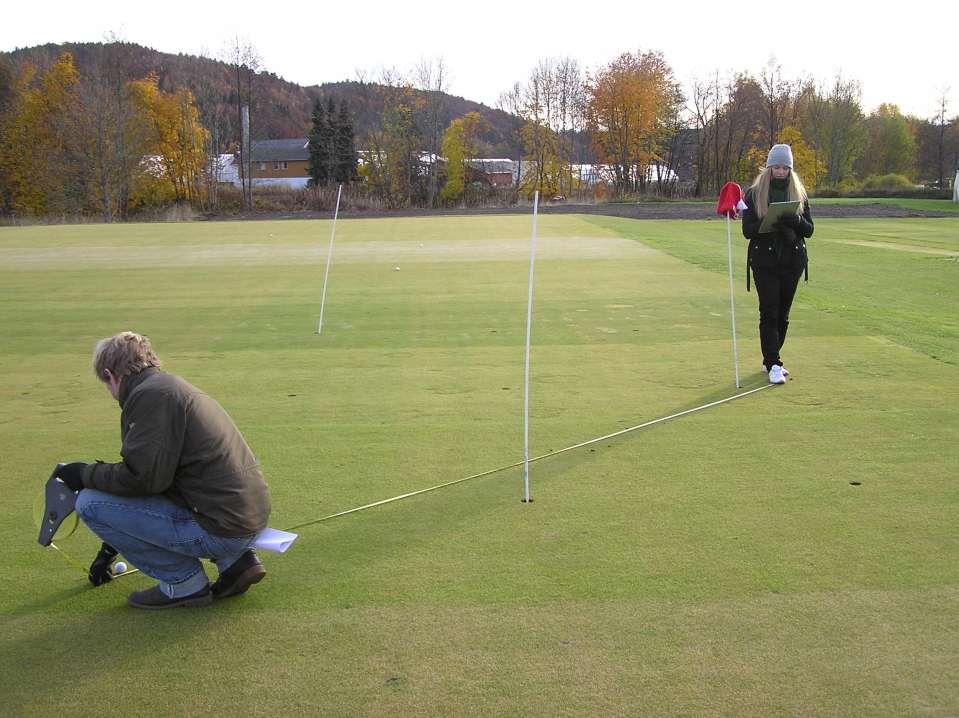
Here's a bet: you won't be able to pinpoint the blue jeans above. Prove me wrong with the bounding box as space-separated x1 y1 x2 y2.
75 489 255 598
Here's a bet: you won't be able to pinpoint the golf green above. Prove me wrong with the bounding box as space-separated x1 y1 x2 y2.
1 213 956 716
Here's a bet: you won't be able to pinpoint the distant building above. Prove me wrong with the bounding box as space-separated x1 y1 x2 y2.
355 150 436 178
213 154 240 185
234 138 311 188
231 140 532 190
570 164 679 187
467 159 516 187
358 153 519 187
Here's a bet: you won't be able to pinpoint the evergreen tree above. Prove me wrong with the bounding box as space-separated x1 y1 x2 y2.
333 100 357 183
323 97 337 182
307 99 332 187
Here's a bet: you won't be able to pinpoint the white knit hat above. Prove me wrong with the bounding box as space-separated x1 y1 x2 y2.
766 144 794 169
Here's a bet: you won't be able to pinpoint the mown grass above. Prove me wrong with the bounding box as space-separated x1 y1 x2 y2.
812 197 959 213
1 214 956 716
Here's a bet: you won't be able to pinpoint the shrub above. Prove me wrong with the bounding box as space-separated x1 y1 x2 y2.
837 178 863 195
861 174 915 192
814 179 863 197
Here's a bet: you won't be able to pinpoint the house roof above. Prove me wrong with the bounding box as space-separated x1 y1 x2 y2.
251 139 309 162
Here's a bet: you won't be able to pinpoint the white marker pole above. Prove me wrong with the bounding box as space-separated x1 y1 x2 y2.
317 184 343 334
725 213 741 388
522 191 539 503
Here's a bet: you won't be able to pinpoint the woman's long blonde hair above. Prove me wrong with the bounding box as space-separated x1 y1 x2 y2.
750 167 808 217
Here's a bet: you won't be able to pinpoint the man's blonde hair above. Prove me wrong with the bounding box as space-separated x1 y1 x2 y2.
92 331 161 382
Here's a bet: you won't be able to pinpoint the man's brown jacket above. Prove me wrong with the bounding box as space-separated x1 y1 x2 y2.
82 368 271 537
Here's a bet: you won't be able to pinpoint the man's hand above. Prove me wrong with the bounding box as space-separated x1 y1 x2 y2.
88 543 119 587
55 462 87 492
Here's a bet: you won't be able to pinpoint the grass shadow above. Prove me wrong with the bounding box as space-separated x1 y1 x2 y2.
0 583 226 714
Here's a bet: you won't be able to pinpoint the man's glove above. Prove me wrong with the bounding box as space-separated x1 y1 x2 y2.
88 543 119 586
55 462 88 492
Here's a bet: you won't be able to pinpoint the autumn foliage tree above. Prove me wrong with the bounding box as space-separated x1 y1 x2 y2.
128 75 208 203
779 126 825 187
500 57 584 199
913 110 959 190
440 111 485 203
3 42 956 218
81 40 155 220
0 57 14 212
0 53 87 215
692 68 846 194
803 77 865 189
354 77 429 208
586 51 683 195
383 94 418 207
692 73 768 195
0 52 209 216
856 104 916 179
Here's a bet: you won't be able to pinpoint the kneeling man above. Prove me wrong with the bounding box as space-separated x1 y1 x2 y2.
56 331 271 609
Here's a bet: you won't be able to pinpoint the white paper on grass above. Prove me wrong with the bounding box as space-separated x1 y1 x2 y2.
252 527 298 553
758 200 801 233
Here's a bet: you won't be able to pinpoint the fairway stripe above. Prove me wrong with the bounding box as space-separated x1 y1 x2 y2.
45 385 773 575
283 383 772 532
530 383 772 460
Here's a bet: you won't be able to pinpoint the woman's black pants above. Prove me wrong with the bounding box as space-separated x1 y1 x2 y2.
751 264 803 368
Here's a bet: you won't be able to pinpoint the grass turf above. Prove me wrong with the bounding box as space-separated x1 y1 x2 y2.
812 197 959 214
0 214 956 716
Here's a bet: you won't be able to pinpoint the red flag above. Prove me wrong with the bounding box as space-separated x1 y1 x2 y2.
716 182 746 218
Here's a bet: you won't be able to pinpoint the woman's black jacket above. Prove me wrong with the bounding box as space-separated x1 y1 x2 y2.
740 187 814 290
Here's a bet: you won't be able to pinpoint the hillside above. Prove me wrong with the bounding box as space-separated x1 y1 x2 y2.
1 42 525 156
304 80 524 158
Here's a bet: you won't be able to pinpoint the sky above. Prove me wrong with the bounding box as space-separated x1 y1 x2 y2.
3 0 955 121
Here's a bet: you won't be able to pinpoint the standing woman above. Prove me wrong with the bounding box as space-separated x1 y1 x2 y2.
741 144 814 384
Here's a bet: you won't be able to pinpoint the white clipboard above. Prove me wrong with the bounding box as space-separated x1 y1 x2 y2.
758 200 800 233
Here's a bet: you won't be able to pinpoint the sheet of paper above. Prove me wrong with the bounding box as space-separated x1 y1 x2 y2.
758 200 801 233
252 527 298 553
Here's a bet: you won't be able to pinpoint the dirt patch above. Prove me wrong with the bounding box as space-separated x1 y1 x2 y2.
202 201 953 223
544 202 953 220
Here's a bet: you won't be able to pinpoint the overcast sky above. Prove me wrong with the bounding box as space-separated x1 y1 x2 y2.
3 0 955 121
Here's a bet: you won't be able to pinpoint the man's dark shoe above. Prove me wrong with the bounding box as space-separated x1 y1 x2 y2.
211 549 265 599
127 584 212 610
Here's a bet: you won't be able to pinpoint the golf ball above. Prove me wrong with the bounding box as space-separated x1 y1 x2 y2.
113 561 127 574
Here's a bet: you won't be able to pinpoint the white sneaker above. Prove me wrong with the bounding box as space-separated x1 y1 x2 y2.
763 364 789 377
768 365 786 384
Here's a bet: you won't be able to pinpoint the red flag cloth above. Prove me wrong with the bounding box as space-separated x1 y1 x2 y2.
716 182 746 218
